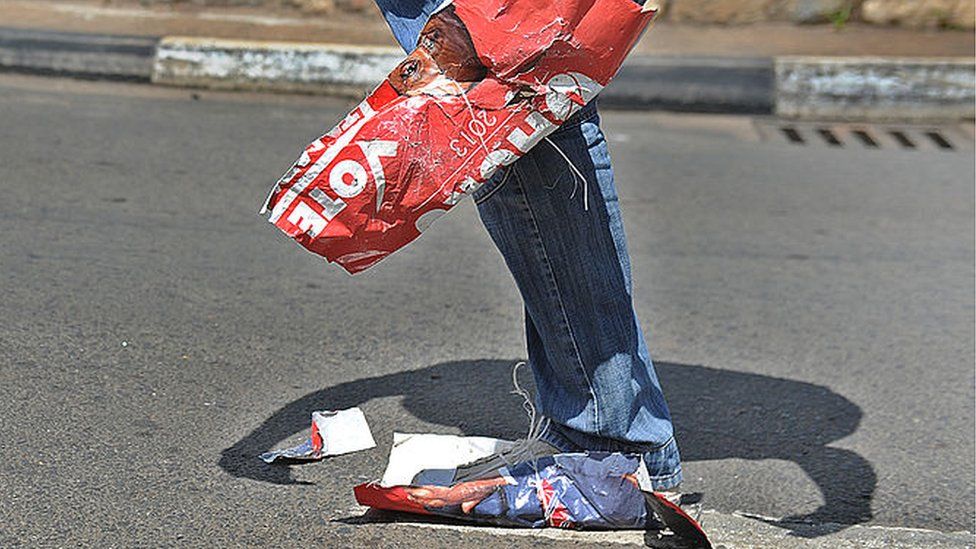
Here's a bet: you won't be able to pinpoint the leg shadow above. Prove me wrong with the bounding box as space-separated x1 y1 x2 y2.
219 359 876 535
218 359 529 485
657 362 876 530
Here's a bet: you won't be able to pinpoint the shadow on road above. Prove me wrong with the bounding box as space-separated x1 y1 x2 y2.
219 359 875 534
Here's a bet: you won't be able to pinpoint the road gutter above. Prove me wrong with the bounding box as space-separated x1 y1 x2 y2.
0 27 154 81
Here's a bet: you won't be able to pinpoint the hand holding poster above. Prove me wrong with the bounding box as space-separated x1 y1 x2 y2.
262 0 659 274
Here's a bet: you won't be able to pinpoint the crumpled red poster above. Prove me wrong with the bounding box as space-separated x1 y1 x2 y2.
262 0 659 273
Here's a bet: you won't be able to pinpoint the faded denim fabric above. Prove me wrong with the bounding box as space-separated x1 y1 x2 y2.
374 0 681 490
372 0 444 51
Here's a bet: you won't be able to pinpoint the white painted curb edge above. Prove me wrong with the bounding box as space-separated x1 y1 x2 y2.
150 36 976 120
151 36 400 95
776 56 976 121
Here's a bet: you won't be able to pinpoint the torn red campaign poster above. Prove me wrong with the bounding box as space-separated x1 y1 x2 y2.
262 0 659 274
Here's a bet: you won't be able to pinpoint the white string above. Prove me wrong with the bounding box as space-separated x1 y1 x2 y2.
440 81 592 213
455 362 550 481
544 136 591 211
511 361 542 441
508 361 550 474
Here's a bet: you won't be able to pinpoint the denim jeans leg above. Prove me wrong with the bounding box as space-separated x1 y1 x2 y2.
372 0 681 490
473 103 682 490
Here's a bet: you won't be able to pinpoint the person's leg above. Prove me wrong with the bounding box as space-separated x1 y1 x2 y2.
372 0 680 489
472 102 682 490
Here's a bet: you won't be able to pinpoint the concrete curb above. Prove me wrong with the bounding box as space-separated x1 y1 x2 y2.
776 56 976 121
145 37 976 121
151 36 400 96
1 27 973 121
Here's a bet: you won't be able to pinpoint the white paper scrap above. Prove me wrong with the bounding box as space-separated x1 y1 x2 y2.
259 407 376 463
380 433 514 487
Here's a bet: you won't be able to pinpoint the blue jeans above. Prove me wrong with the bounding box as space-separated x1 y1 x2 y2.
375 0 682 490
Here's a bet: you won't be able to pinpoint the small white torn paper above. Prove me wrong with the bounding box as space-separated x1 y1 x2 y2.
380 433 514 487
260 408 376 463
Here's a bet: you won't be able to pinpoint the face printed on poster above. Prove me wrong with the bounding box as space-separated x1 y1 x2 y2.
263 0 660 274
389 5 487 96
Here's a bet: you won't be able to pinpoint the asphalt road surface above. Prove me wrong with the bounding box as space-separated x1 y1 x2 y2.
0 74 973 547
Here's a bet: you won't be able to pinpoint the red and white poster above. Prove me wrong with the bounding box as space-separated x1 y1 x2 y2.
262 0 659 273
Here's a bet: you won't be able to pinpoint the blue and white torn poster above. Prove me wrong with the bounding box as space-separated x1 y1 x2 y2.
354 434 711 547
259 408 376 463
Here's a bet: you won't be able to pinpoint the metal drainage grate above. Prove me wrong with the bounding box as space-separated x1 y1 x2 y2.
756 121 972 152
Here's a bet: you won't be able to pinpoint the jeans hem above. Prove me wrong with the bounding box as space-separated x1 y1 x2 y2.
648 467 683 491
539 419 588 453
539 420 682 491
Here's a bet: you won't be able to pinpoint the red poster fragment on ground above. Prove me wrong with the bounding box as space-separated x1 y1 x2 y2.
263 0 658 273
